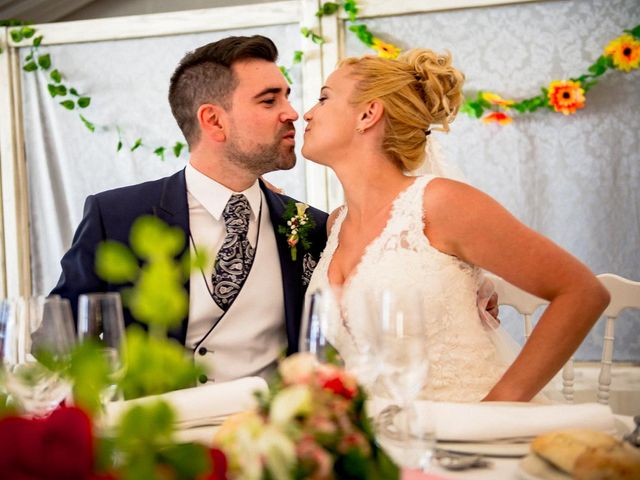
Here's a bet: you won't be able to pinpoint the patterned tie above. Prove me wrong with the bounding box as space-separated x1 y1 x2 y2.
211 194 255 311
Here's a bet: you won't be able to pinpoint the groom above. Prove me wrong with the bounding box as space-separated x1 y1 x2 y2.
52 35 328 383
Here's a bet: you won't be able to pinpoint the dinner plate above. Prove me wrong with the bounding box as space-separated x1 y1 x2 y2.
437 440 530 458
517 454 570 480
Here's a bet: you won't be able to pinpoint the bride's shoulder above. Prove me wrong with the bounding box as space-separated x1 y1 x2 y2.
326 206 346 235
421 177 493 215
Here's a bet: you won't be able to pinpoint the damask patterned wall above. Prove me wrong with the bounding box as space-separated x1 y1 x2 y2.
344 0 640 361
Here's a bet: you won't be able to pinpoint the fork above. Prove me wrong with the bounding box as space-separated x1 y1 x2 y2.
434 449 492 471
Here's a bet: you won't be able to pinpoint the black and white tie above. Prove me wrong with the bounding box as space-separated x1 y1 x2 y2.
211 194 254 311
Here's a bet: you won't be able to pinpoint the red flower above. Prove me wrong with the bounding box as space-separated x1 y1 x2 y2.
481 111 513 125
0 407 95 480
199 448 228 480
318 370 357 400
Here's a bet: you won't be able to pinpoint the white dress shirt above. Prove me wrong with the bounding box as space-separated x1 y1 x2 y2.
185 163 286 383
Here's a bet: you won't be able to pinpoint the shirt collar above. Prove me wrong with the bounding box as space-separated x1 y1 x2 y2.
185 163 261 221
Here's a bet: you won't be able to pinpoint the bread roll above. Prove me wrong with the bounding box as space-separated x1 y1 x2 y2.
531 429 640 479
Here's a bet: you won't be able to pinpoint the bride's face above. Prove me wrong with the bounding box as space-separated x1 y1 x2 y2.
302 66 360 165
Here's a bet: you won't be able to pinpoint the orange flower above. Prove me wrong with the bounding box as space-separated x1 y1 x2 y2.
604 34 640 72
481 111 513 125
372 37 400 59
481 92 514 108
547 80 585 115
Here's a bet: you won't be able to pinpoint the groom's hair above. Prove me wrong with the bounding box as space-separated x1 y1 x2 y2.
168 35 279 146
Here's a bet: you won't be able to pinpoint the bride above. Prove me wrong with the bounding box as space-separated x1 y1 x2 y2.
302 49 609 402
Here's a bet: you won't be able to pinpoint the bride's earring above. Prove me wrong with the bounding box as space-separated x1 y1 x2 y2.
356 127 365 134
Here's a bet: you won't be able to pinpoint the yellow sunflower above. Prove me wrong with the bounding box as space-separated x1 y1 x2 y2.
481 92 514 108
372 37 401 59
604 34 640 72
481 111 513 125
547 80 585 115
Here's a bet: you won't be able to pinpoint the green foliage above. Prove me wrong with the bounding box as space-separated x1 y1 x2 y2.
130 138 142 151
343 0 359 22
172 141 186 158
118 327 204 399
300 27 325 45
22 61 37 72
626 25 640 38
70 87 79 96
33 35 42 47
349 24 374 46
21 26 35 38
95 240 139 283
47 83 67 97
80 114 95 132
130 216 185 261
316 2 340 17
78 96 91 108
293 50 303 64
50 69 62 83
60 99 75 110
153 146 166 161
9 29 23 43
68 340 113 416
37 53 51 70
117 140 123 152
279 65 293 85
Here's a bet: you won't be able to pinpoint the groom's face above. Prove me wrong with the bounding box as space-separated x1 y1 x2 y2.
223 59 299 176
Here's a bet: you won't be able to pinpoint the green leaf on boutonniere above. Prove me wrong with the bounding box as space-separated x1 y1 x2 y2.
131 138 142 151
60 99 75 110
278 200 316 261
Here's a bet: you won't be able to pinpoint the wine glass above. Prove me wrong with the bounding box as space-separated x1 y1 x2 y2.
77 292 126 403
375 289 434 469
0 296 75 417
299 287 341 365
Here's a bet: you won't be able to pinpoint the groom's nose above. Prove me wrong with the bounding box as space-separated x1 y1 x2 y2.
281 100 299 123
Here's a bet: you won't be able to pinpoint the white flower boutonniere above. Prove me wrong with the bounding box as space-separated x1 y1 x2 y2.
278 201 316 261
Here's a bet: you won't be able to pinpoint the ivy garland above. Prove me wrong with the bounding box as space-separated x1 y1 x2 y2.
2 3 639 162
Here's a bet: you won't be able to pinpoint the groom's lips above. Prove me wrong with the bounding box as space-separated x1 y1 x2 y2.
282 129 296 144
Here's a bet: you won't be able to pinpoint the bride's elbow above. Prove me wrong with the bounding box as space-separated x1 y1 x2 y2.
582 277 610 316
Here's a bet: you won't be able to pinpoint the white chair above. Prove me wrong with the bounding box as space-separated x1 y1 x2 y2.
486 273 640 405
595 274 640 405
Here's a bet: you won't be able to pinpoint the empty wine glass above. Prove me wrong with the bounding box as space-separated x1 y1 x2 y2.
77 293 126 403
0 296 75 417
375 289 433 469
299 287 341 365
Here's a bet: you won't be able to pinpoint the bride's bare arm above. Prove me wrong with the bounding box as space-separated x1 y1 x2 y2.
422 177 609 402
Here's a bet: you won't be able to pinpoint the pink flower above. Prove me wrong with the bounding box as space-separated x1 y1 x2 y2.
297 436 333 479
287 236 299 247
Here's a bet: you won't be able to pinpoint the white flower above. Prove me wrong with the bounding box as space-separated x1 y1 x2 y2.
270 384 312 426
279 352 317 384
259 425 297 480
295 202 309 217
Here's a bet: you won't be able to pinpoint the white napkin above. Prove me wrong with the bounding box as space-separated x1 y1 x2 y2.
419 401 616 442
105 376 268 429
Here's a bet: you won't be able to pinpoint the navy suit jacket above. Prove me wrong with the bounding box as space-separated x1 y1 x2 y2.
51 169 328 354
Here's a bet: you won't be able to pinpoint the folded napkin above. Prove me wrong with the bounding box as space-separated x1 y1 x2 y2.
105 376 268 429
418 401 616 442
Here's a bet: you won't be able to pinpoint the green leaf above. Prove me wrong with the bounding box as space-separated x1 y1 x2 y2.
117 140 123 152
70 87 79 96
60 99 75 110
95 240 139 283
37 54 51 70
129 215 185 261
77 96 91 108
315 2 340 17
47 84 58 97
293 50 303 64
160 443 210 477
349 25 374 46
310 32 325 45
627 25 640 39
69 340 113 416
130 138 142 151
172 141 185 158
344 0 359 22
25 53 32 61
23 61 37 72
279 65 293 85
153 146 166 161
50 69 61 83
20 27 35 38
10 29 23 43
79 114 95 132
33 35 43 47
300 27 310 37
56 84 67 96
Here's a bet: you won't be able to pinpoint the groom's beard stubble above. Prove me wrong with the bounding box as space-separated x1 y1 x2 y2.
225 123 297 176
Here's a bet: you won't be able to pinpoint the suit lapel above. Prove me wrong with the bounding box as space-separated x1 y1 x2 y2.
260 181 302 354
153 168 191 344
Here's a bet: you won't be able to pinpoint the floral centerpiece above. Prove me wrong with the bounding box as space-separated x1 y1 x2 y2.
215 353 399 480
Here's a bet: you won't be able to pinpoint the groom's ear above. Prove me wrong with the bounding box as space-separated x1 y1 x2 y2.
197 103 227 142
357 100 384 132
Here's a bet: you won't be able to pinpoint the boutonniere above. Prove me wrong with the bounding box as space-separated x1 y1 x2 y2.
278 201 316 261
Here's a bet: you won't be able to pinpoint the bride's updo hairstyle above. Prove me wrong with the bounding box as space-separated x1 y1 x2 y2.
340 49 464 171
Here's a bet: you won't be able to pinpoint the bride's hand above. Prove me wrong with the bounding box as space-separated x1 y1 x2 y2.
260 176 284 194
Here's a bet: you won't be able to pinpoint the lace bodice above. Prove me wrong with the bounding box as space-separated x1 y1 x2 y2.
306 175 509 402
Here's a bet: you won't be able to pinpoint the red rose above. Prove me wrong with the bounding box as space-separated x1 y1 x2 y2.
199 447 227 480
320 375 357 400
0 407 95 480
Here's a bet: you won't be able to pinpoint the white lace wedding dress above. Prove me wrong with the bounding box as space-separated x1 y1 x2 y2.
306 175 513 402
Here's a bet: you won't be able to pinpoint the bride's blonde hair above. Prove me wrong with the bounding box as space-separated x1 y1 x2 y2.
340 49 464 171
